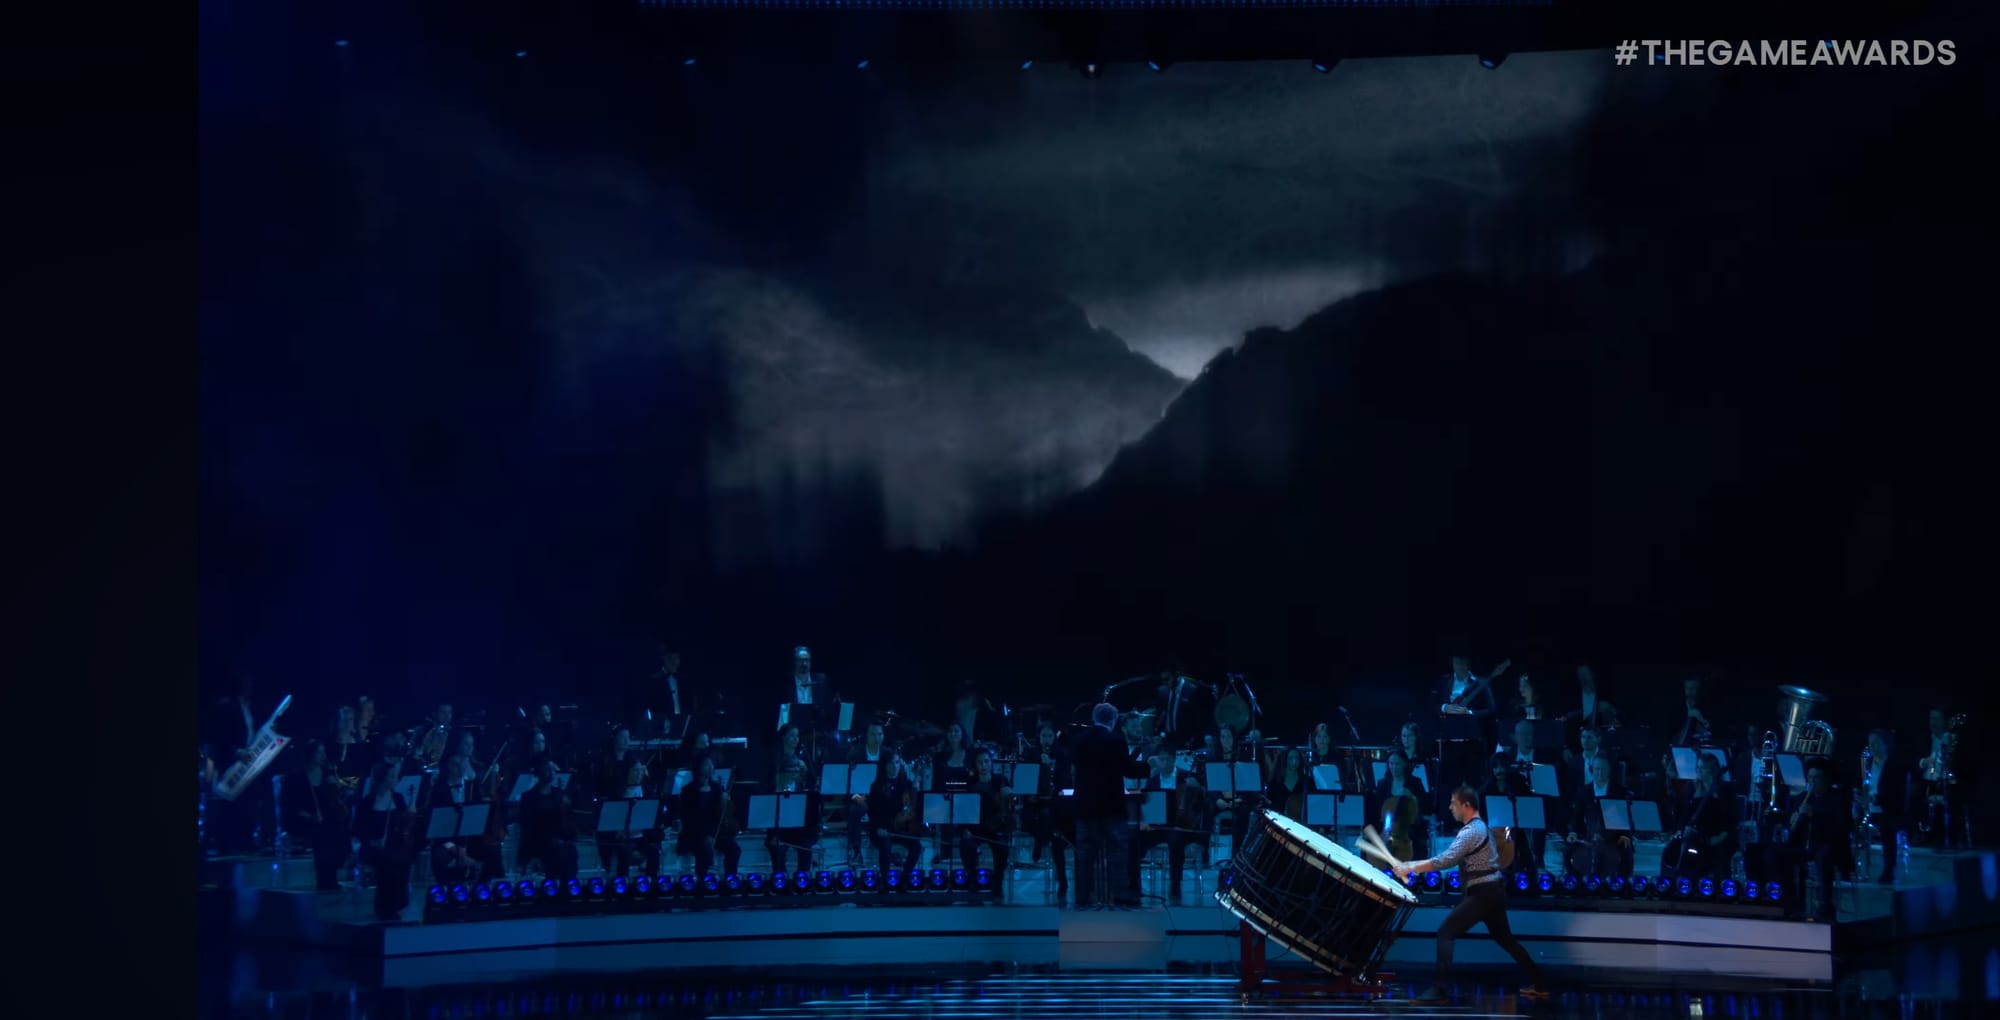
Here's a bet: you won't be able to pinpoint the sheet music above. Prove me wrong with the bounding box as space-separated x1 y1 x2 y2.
1311 765 1342 791
1671 746 1730 780
777 793 808 828
837 703 855 731
1600 798 1633 831
628 799 660 831
426 808 460 840
1529 763 1561 798
670 769 695 796
458 803 491 837
923 792 951 825
596 800 630 832
747 794 778 830
1630 800 1662 832
1141 790 1167 826
818 764 852 797
1159 770 1176 790
851 764 878 793
1125 777 1146 792
1234 762 1261 794
1205 763 1233 792
1336 794 1365 829
1486 797 1515 828
394 775 423 803
1011 763 1040 792
1515 795 1547 830
1369 762 1430 787
509 774 537 801
952 793 980 824
1304 793 1335 826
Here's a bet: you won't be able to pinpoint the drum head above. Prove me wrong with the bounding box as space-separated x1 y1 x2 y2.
1259 811 1417 905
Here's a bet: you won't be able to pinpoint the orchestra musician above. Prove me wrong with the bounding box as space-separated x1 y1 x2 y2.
1129 753 1205 900
1477 754 1540 880
1564 756 1635 878
951 682 1004 748
845 720 890 865
353 759 418 921
413 703 454 767
960 748 1014 884
595 727 645 876
1859 728 1909 884
865 750 925 870
516 760 580 881
789 646 826 706
1024 722 1075 899
1373 748 1428 861
932 722 973 866
768 724 820 875
1266 748 1308 824
676 753 742 877
284 740 349 891
1512 674 1545 722
1665 755 1738 881
1765 758 1853 920
1674 675 1713 747
355 695 381 744
1308 724 1336 772
598 754 659 879
1915 706 1967 849
1439 656 1504 718
1563 727 1608 797
331 706 371 783
1210 725 1260 859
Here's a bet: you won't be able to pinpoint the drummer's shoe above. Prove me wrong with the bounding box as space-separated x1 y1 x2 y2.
1412 986 1449 1004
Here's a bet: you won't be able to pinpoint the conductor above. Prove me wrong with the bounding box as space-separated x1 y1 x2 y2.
1072 702 1153 907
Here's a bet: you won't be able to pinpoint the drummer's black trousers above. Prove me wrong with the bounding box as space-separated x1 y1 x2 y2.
1434 881 1543 986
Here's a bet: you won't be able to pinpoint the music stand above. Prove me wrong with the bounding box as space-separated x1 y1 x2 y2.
1629 800 1663 835
1527 763 1561 798
508 774 537 802
1671 746 1730 780
425 806 462 841
1439 713 1482 742
394 774 423 804
1304 794 1336 827
818 763 877 798
1487 797 1516 829
745 793 811 831
1140 791 1168 826
1010 763 1040 793
1514 796 1547 830
626 799 660 834
1598 799 1634 833
670 769 696 796
457 803 490 837
921 792 981 826
1775 754 1808 789
1310 765 1342 791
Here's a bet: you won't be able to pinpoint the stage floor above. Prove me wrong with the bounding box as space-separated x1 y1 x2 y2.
207 964 1987 1020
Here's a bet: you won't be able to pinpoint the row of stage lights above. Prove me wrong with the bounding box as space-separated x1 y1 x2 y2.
1391 867 1783 906
426 867 998 920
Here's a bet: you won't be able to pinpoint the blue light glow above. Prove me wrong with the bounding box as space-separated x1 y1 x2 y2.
334 40 349 48
428 885 447 905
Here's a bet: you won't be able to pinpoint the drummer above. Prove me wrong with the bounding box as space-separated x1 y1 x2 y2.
1395 787 1550 1004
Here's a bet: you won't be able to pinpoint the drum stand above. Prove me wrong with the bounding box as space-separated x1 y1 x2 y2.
1233 923 1394 1000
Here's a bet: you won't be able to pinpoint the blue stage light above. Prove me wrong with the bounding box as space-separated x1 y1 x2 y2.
1447 870 1461 891
1020 60 1034 70
1677 877 1693 898
837 870 856 892
1631 875 1651 896
1607 875 1627 898
860 869 880 891
1538 873 1555 895
856 59 870 70
335 39 349 48
744 872 766 895
610 876 628 897
771 871 789 893
541 879 561 899
1218 864 1236 889
1720 879 1738 900
518 880 537 900
903 868 922 891
1422 871 1442 892
723 873 743 896
678 874 698 895
495 881 516 902
514 50 528 59
474 883 493 902
1743 880 1758 901
793 871 812 894
702 874 721 894
1699 878 1715 899
952 869 970 890
1585 875 1603 896
1561 874 1580 896
1311 58 1339 73
1513 871 1531 893
929 868 949 891
428 885 448 905
885 868 904 890
1767 881 1783 902
566 879 585 900
974 868 993 890
1479 52 1507 69
632 875 650 895
587 877 606 897
815 871 835 893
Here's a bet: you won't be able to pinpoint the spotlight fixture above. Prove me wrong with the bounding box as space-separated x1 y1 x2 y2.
1076 61 1103 80
745 872 766 896
702 874 721 895
1217 864 1236 889
974 868 994 891
1742 880 1758 902
541 878 561 900
1698 878 1716 900
428 885 449 907
495 881 516 904
610 876 628 897
1584 875 1603 896
951 869 970 891
474 883 494 905
1310 57 1339 73
1767 881 1783 902
1147 60 1172 73
1606 875 1627 898
1479 52 1506 69
678 874 698 896
837 870 856 892
1447 870 1461 892
771 871 790 894
1631 875 1651 897
1513 872 1532 894
722 873 743 896
1422 872 1442 892
1537 873 1555 896
815 871 836 893
1561 874 1581 897
1676 877 1693 899
887 868 906 891
587 877 606 899
929 868 950 892
860 869 880 892
793 872 812 895
1720 879 1739 901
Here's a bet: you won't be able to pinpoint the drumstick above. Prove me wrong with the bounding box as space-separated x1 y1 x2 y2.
1361 825 1391 856
1352 840 1402 870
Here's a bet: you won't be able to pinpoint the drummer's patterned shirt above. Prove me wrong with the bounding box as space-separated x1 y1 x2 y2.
1429 817 1503 888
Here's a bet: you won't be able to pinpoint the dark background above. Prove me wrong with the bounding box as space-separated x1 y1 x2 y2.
199 0 1987 785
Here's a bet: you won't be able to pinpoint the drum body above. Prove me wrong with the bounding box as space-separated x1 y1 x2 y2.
1218 809 1418 978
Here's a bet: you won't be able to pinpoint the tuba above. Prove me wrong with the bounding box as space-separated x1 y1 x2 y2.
1777 685 1834 757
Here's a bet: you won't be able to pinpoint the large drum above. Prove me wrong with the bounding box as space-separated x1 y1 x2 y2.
1218 809 1418 978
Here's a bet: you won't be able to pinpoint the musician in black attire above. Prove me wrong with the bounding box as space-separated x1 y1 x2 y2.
1128 754 1204 899
1208 725 1261 860
353 759 418 921
960 748 1014 883
1478 755 1543 880
864 751 925 870
516 760 580 881
1563 755 1635 878
767 724 821 875
1024 722 1076 897
1767 759 1853 920
1073 703 1153 908
676 754 743 877
1858 728 1909 884
844 721 890 865
1666 756 1738 881
283 741 350 891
